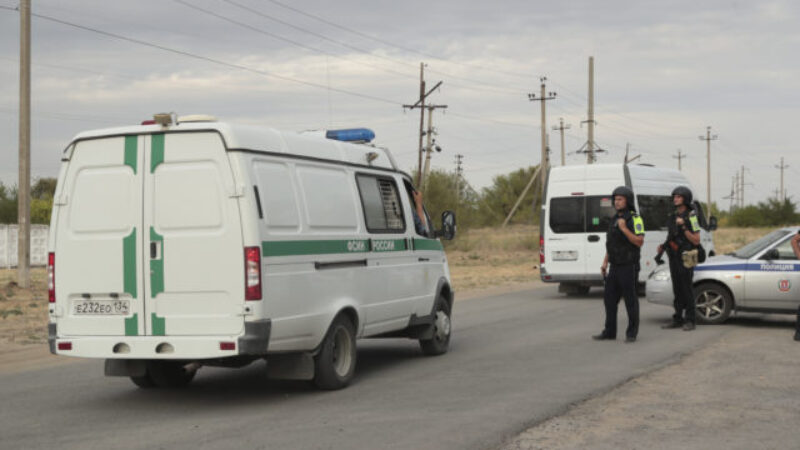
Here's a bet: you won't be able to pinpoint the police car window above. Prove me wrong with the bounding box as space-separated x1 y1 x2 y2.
637 195 671 231
586 196 615 232
549 197 584 233
732 230 790 259
773 237 798 260
356 175 405 233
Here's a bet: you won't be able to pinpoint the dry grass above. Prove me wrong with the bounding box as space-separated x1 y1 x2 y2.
0 268 48 346
0 226 779 347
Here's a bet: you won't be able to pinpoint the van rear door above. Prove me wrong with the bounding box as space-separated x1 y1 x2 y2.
142 132 245 336
55 136 146 337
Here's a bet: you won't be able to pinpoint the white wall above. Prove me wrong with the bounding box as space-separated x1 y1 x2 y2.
0 225 49 268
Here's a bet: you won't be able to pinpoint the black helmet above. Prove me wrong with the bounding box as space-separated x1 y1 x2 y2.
612 186 635 212
671 186 693 206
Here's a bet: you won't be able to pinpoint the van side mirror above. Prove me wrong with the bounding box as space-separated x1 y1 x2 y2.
762 248 780 260
708 216 718 231
438 211 456 240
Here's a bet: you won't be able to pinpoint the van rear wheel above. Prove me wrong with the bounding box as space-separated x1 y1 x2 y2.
313 314 357 390
146 361 197 388
130 373 156 389
419 295 451 356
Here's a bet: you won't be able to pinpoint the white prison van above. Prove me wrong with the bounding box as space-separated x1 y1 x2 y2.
47 115 456 390
540 163 716 294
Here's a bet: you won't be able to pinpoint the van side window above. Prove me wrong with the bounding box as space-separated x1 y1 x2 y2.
637 195 672 231
586 196 615 232
549 197 584 233
356 175 406 233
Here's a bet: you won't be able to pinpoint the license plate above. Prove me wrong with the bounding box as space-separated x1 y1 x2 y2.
552 250 578 261
73 299 130 316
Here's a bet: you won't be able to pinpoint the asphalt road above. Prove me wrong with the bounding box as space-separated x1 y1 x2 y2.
0 285 729 450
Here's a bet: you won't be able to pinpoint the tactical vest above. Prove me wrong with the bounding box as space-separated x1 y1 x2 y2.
666 209 698 254
606 211 642 266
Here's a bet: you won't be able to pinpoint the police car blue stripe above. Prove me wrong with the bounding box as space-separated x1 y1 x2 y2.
694 263 798 272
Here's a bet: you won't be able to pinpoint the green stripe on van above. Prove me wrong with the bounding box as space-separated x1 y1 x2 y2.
263 239 370 257
123 228 137 299
125 313 138 336
124 136 137 174
151 134 164 173
413 238 444 251
151 313 165 336
150 227 164 298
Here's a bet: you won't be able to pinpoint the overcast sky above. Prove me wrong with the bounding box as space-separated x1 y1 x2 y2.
1 0 798 208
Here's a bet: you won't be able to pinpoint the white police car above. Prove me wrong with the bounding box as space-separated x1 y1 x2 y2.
646 227 800 324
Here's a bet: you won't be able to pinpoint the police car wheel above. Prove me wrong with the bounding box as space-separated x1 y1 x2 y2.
694 283 733 325
420 294 451 356
313 314 357 390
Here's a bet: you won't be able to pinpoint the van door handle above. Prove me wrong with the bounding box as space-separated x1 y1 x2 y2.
150 242 161 259
588 235 600 242
418 257 430 262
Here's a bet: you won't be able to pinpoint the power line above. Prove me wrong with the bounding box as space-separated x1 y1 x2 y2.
261 0 538 81
0 5 403 106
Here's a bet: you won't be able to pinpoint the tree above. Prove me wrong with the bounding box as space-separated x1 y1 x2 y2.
420 168 480 230
0 182 17 224
476 166 541 226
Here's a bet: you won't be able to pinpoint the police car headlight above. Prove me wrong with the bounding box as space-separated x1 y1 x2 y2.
650 269 670 282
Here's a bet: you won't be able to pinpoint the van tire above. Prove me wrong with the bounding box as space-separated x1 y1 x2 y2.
313 314 357 390
130 373 156 389
419 295 451 356
146 361 197 388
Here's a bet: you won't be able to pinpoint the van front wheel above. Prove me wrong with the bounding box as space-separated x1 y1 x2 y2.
420 295 451 356
313 314 357 390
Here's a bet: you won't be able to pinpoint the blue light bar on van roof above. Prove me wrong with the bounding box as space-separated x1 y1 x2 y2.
325 128 375 143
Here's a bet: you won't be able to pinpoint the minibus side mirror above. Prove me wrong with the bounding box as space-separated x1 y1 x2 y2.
762 248 780 261
438 211 456 240
708 216 718 231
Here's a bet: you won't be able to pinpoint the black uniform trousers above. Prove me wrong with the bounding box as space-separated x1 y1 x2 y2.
602 263 639 339
668 252 695 324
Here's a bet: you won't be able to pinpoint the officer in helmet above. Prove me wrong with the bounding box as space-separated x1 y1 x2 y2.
593 186 645 343
659 186 702 331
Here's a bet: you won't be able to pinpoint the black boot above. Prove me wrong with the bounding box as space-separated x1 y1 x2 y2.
661 321 682 329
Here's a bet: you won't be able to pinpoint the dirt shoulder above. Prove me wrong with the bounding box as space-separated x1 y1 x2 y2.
501 317 800 450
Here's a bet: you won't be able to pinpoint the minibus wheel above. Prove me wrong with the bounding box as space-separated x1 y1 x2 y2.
146 361 197 388
420 295 451 356
313 314 357 390
130 373 156 389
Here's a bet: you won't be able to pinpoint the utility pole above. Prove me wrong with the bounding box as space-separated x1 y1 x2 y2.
587 56 595 163
421 104 448 193
528 77 556 198
552 118 570 166
18 0 31 288
739 165 747 209
673 149 686 171
403 63 443 187
724 175 736 214
698 126 718 214
577 57 605 163
775 157 788 202
454 154 463 216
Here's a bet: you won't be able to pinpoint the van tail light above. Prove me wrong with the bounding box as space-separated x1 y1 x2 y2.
244 247 262 301
539 236 545 264
48 252 56 303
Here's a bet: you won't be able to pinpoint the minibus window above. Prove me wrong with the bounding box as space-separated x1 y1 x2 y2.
586 196 615 232
549 197 585 234
636 195 672 231
356 175 406 233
